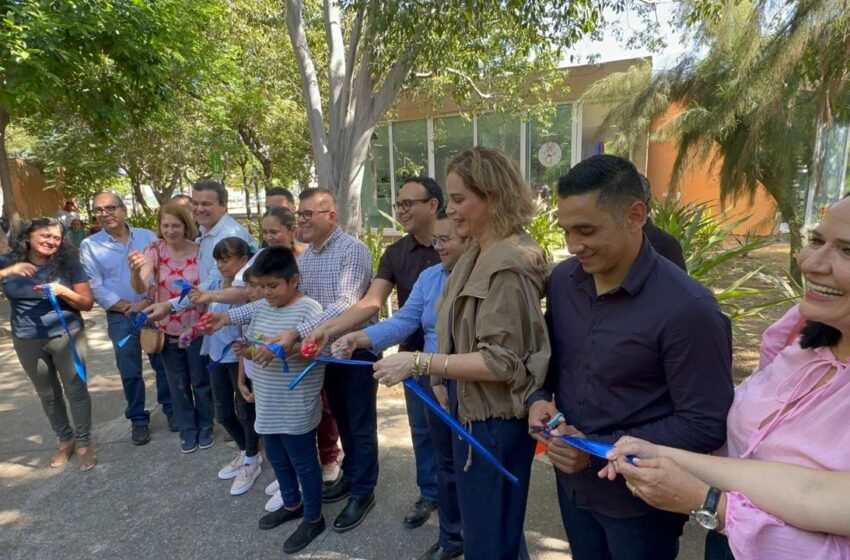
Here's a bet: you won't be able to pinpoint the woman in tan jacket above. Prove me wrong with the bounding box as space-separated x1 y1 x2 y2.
373 147 551 560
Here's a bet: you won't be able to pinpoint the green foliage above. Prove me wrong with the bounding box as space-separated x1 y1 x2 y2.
126 210 159 232
652 199 794 327
527 195 564 262
582 0 850 283
360 218 386 274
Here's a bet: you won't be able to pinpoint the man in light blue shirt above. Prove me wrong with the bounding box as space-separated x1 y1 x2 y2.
80 192 173 445
145 180 255 319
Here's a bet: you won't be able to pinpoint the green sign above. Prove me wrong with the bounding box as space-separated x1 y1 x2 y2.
210 153 222 174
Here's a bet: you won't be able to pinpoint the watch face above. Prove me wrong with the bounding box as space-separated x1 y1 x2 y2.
694 510 718 531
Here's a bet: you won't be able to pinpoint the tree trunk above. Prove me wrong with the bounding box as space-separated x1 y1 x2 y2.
0 107 21 229
129 174 152 213
239 159 252 218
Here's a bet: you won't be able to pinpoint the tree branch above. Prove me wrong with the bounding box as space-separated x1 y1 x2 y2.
444 67 498 100
340 3 365 133
325 0 347 142
286 0 330 182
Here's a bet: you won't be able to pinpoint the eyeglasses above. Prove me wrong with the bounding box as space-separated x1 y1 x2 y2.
92 205 120 215
394 198 431 212
295 210 330 221
431 236 452 247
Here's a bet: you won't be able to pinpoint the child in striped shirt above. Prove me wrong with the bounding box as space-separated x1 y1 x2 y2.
231 247 326 554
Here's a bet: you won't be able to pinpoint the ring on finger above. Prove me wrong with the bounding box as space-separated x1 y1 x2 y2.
627 483 638 496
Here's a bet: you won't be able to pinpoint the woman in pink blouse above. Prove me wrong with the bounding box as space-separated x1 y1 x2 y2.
129 203 213 454
599 198 850 560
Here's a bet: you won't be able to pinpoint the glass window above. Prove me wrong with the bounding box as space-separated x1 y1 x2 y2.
361 125 393 228
392 119 428 186
527 104 572 195
478 112 521 165
433 115 473 188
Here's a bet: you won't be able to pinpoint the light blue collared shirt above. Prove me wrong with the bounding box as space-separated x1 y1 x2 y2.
80 227 158 310
172 213 255 311
364 263 449 354
200 276 241 362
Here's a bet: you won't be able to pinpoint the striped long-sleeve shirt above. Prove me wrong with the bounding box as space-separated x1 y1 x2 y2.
243 296 324 435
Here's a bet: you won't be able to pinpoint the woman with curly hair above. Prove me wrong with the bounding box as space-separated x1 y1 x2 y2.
0 217 95 470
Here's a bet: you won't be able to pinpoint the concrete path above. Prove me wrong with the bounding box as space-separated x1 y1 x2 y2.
0 306 705 559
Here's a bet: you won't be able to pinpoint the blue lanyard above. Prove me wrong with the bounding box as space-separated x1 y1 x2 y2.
43 285 87 383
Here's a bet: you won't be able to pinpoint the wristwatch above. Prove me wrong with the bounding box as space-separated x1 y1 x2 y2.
692 487 722 530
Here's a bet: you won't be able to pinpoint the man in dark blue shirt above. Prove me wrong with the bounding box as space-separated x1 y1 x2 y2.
528 155 734 560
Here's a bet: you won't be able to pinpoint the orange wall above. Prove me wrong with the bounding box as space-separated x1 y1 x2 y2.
646 107 777 235
9 159 65 220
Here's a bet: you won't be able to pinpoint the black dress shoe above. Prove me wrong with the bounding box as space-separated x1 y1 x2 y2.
131 425 151 446
258 503 303 530
166 413 178 433
283 517 326 554
419 542 464 560
322 476 352 504
404 497 437 528
332 493 375 533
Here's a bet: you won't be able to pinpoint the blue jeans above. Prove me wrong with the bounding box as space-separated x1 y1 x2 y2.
448 381 534 560
159 335 213 442
106 312 172 425
264 430 323 522
404 375 438 502
324 349 379 498
424 390 463 550
557 487 686 560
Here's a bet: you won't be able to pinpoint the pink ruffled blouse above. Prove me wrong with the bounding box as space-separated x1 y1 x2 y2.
725 341 850 560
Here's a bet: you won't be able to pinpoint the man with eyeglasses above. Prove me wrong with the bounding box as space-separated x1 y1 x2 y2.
79 192 175 445
303 176 444 534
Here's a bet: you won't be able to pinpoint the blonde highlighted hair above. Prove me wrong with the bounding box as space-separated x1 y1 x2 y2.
447 147 535 238
157 202 198 240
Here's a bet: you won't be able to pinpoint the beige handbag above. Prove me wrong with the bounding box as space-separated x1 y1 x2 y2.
140 242 165 354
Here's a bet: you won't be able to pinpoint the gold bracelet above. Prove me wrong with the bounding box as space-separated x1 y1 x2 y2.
412 351 421 381
443 354 450 376
424 353 434 375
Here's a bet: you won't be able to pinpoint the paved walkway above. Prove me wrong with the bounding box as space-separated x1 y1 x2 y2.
0 306 705 559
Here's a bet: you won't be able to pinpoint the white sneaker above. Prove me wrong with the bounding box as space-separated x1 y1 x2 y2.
264 479 280 496
218 451 245 480
322 458 341 484
264 490 283 512
230 461 262 495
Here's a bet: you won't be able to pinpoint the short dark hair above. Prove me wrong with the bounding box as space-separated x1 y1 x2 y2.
558 155 645 216
437 207 449 220
266 187 295 206
251 246 299 280
638 173 652 205
401 176 444 210
193 179 228 205
213 236 254 260
298 187 335 203
800 321 841 349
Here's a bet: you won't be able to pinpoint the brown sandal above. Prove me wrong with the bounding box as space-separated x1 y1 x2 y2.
76 446 97 472
50 441 76 468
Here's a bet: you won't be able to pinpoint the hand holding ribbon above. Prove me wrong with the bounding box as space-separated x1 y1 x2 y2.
288 355 519 486
117 311 149 348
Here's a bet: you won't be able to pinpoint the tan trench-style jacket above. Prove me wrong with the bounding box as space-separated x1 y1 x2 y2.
434 231 551 423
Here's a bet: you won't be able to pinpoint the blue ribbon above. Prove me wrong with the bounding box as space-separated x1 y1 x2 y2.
206 340 237 372
42 285 87 383
542 430 635 464
289 356 519 485
117 311 149 348
171 279 192 304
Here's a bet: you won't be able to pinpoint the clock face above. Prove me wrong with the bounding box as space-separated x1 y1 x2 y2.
694 510 718 530
538 142 562 168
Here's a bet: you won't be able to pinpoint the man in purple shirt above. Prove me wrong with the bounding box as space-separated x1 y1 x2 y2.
528 155 734 560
